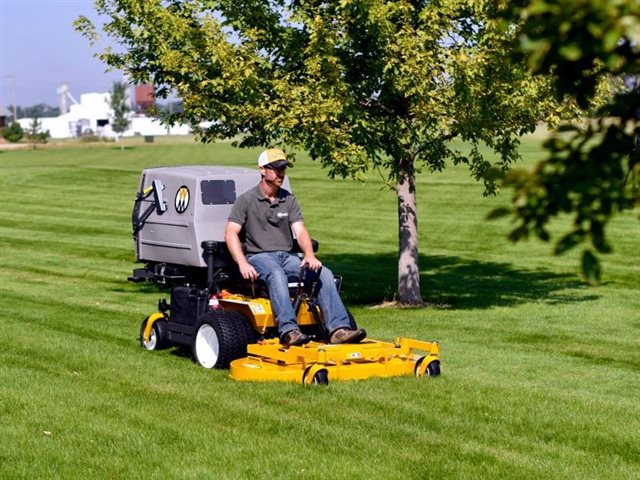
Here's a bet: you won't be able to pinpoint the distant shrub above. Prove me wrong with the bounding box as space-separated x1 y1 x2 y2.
79 134 101 143
79 134 114 143
3 122 24 143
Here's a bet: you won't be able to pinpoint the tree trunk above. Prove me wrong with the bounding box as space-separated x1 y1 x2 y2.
396 155 423 305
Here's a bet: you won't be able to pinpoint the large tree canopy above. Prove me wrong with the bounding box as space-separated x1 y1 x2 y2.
77 0 575 304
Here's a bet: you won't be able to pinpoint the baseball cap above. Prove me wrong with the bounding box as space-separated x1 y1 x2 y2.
258 148 293 169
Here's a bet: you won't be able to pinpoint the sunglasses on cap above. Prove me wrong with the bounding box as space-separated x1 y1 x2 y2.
263 164 288 171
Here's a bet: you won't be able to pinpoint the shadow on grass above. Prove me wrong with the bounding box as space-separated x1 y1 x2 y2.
321 253 598 309
120 253 598 311
169 345 195 360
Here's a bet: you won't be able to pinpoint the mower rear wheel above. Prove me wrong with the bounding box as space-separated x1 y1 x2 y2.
192 310 254 369
139 316 169 351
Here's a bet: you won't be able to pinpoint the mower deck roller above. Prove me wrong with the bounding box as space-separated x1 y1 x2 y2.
230 337 440 384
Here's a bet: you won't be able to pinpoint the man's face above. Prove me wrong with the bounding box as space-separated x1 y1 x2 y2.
261 164 286 186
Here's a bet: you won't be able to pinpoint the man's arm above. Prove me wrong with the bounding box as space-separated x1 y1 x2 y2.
225 221 259 281
291 220 322 271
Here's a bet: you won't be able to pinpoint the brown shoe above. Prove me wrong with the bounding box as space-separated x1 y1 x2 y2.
329 328 367 344
280 329 311 348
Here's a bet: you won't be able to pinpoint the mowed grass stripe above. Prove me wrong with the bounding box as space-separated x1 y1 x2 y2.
0 233 131 261
1 217 130 241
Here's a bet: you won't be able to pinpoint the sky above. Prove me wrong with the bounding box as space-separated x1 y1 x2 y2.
0 0 124 109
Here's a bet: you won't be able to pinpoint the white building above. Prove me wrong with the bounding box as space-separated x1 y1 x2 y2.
18 92 191 139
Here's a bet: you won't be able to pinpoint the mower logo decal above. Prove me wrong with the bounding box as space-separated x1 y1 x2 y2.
175 186 190 214
250 304 266 314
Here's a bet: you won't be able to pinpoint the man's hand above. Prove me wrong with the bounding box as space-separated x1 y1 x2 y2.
239 261 259 281
301 255 322 271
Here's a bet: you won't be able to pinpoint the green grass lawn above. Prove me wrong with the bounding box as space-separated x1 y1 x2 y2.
1 137 638 479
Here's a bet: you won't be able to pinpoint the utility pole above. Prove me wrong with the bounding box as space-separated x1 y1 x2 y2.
4 75 17 122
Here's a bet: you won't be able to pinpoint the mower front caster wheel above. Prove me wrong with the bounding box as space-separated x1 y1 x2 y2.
303 367 329 386
415 358 441 378
139 316 169 351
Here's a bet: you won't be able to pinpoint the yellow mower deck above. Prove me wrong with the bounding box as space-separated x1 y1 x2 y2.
141 294 441 385
230 337 440 384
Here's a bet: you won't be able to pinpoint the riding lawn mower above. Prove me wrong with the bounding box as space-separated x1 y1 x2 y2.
130 165 441 385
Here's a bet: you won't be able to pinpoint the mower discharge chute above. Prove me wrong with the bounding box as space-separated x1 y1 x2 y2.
131 166 441 385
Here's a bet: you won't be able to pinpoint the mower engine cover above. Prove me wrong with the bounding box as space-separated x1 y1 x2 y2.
132 165 292 268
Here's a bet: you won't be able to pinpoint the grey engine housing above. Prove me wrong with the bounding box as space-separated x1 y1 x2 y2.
133 165 292 269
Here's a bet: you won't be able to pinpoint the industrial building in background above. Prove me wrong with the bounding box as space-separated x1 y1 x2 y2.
14 83 190 140
134 84 155 113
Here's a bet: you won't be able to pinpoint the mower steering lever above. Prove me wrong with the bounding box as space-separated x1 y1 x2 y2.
292 267 328 341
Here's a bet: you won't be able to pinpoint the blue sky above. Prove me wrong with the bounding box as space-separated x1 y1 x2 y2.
0 0 123 108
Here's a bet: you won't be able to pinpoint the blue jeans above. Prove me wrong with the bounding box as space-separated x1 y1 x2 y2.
247 251 351 337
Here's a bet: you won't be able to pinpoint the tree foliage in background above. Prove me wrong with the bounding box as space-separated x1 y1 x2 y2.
16 104 61 119
493 0 640 284
77 0 585 304
2 122 24 143
109 81 130 143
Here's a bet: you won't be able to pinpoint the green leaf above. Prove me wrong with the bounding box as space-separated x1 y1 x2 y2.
591 222 612 253
582 250 601 286
558 44 583 61
486 207 511 220
534 225 550 242
554 229 586 255
508 225 529 242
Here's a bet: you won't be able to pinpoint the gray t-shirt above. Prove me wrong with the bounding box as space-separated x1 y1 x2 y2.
228 184 303 253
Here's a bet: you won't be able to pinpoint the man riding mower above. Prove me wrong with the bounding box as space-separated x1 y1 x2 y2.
131 155 440 385
224 148 366 349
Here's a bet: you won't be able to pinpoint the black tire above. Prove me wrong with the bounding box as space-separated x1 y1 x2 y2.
414 357 441 378
426 360 441 377
303 367 329 386
192 310 254 369
139 316 169 351
312 369 329 385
